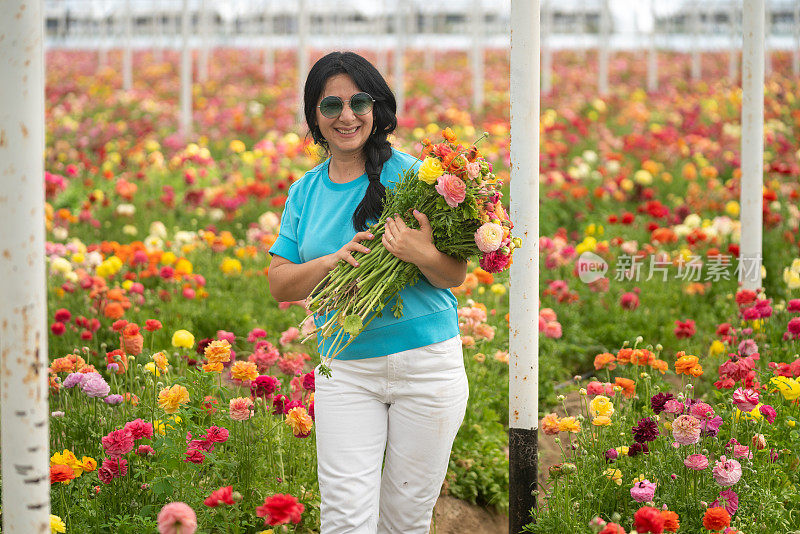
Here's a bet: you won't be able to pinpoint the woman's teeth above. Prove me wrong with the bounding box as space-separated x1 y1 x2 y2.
336 127 359 134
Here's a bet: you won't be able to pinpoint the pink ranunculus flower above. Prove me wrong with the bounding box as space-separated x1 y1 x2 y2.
543 321 562 339
712 456 742 487
157 502 197 534
689 401 714 419
759 404 777 424
435 173 466 208
124 418 154 440
712 489 739 516
229 397 254 421
279 327 300 345
474 222 504 253
466 161 481 180
684 453 709 470
672 414 702 445
101 428 135 457
630 480 657 502
732 387 759 413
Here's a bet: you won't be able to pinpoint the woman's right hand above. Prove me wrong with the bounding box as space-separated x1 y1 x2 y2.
327 231 374 269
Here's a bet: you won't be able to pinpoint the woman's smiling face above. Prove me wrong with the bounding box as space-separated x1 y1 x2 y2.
316 73 373 158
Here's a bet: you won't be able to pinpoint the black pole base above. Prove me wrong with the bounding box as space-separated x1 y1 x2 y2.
509 426 538 534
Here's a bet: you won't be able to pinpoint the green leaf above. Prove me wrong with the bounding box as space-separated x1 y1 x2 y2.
342 315 363 336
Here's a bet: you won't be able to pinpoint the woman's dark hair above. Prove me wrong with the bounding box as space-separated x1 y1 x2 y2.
304 51 397 231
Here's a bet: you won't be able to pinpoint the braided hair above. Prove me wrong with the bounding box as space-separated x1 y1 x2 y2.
303 51 398 231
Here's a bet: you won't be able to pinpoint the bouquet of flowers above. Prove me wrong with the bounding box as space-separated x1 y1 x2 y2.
304 128 518 376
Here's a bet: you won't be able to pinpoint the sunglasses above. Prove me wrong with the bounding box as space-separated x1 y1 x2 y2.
318 92 375 119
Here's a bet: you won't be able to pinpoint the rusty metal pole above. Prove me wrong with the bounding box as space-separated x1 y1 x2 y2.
0 1 51 532
509 1 539 533
740 0 764 291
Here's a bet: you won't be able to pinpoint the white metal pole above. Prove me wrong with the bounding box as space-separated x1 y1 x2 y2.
509 1 539 532
297 0 309 124
264 0 275 81
765 0 771 76
740 0 764 291
199 0 209 82
647 0 657 92
691 1 701 81
180 0 192 140
123 0 132 90
794 0 800 77
154 2 164 63
730 1 738 81
0 1 50 532
471 0 485 111
393 2 406 117
541 0 552 94
377 0 388 75
598 0 609 95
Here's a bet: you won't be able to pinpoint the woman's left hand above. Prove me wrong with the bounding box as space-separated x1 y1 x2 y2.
382 210 437 266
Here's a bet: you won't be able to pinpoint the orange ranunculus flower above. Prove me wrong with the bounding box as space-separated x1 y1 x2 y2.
541 413 561 435
203 362 224 373
81 456 97 473
472 267 494 285
50 464 75 485
204 339 232 366
50 357 75 374
616 348 633 365
675 351 700 376
120 323 144 356
651 359 669 374
594 352 616 371
614 377 636 398
631 349 655 366
152 351 168 371
660 510 680 532
105 349 128 374
442 128 457 143
285 406 314 437
103 302 125 320
230 361 258 382
702 507 730 531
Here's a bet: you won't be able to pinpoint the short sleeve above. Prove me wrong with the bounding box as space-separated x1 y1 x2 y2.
268 183 302 264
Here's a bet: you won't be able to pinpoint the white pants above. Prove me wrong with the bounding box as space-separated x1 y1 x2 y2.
314 335 469 534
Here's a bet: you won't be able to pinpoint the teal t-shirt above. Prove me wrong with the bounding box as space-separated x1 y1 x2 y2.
268 148 459 360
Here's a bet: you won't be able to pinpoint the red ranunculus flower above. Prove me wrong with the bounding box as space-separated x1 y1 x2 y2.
633 506 664 533
256 493 305 526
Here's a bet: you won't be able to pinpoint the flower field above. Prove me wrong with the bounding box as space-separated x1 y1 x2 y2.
31 47 800 532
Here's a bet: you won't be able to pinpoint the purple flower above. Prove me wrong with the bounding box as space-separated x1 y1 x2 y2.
650 392 674 414
63 372 84 389
104 394 124 406
628 442 649 457
711 489 739 516
81 373 110 398
630 480 656 502
106 363 120 374
604 448 618 462
632 417 659 443
759 404 777 424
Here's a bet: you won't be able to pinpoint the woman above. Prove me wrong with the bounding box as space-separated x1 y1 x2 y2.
268 51 469 534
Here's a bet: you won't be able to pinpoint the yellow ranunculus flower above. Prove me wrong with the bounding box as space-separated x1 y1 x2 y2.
50 514 66 534
417 157 444 185
143 362 161 377
557 416 580 433
633 169 653 186
784 267 800 290
490 283 506 296
616 446 629 456
157 384 190 414
220 257 243 275
161 251 177 265
230 361 259 382
604 468 622 485
589 395 615 418
174 258 193 275
709 340 726 357
81 456 97 473
171 329 195 349
725 201 740 217
230 140 246 153
771 376 800 401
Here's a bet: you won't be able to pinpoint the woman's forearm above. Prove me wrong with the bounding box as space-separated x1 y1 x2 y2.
268 255 335 302
414 248 468 290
